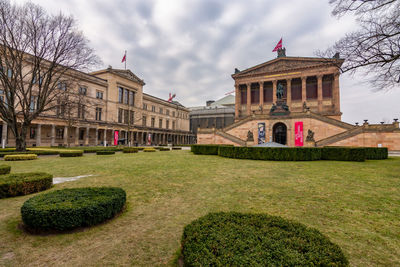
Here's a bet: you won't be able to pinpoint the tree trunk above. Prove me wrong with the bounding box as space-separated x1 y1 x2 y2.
15 124 28 151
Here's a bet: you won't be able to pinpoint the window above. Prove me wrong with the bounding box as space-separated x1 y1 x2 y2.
7 68 12 78
96 107 102 121
322 75 333 98
172 111 175 117
166 109 170 116
159 108 163 114
58 81 66 91
129 110 135 125
129 91 135 106
172 121 175 130
143 103 147 110
79 87 87 95
124 109 129 124
240 85 247 104
118 108 123 123
142 116 147 126
151 117 155 127
30 96 36 112
30 127 36 139
251 83 260 104
152 105 156 112
56 128 64 139
118 87 123 103
33 75 43 85
306 76 318 100
77 104 85 119
124 89 129 105
291 78 302 101
56 100 65 118
166 120 169 129
96 91 104 99
79 129 85 140
159 119 162 128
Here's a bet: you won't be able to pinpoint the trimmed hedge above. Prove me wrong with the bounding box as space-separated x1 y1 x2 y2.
59 151 83 157
364 147 388 160
321 147 366 162
96 150 115 155
81 147 122 153
21 187 126 231
123 147 138 153
172 147 182 150
4 154 38 161
0 150 58 157
181 212 348 266
0 172 52 198
143 148 156 152
0 164 11 175
191 144 232 155
159 147 170 151
137 147 145 151
218 146 321 161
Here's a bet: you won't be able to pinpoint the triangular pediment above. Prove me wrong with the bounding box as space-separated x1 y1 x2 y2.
233 57 343 78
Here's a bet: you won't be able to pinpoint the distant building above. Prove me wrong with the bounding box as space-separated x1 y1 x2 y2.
189 95 235 135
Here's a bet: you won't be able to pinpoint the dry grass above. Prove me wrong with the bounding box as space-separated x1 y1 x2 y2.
0 151 399 266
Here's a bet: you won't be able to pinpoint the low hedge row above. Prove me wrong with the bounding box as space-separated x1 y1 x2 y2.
219 146 321 161
4 154 38 161
123 147 138 153
80 147 122 153
191 144 233 155
172 147 182 150
181 212 348 266
0 150 58 157
96 151 115 155
59 151 83 157
321 147 366 162
158 147 170 151
21 187 126 230
143 148 156 152
364 147 388 160
0 172 53 198
0 164 11 175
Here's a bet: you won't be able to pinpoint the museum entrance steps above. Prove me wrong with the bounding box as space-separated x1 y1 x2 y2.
215 130 246 146
316 127 362 147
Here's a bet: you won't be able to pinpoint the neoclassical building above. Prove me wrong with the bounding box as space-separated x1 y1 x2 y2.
197 53 400 151
1 66 194 147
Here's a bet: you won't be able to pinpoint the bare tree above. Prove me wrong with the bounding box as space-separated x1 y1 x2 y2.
321 0 400 90
0 0 100 151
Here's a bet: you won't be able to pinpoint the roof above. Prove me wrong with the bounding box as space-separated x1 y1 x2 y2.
91 68 145 85
209 95 235 107
189 107 235 116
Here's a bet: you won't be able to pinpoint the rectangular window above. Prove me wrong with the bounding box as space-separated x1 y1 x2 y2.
124 109 129 124
58 81 66 91
30 127 36 139
79 129 85 140
118 87 123 103
143 103 147 110
166 109 169 116
159 108 163 114
56 128 64 139
118 108 123 123
77 104 85 119
79 87 87 95
322 75 333 98
7 68 12 78
291 78 302 101
96 107 102 121
152 105 156 112
129 110 134 125
151 117 155 127
166 120 169 129
33 75 43 85
240 85 247 104
306 77 318 100
263 82 273 103
172 121 175 130
172 111 175 117
129 91 135 106
124 89 129 105
142 116 147 126
96 91 103 99
30 96 36 112
159 118 162 128
251 84 259 104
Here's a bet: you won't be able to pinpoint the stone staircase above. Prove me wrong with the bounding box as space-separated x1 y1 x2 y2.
316 127 362 147
215 130 246 146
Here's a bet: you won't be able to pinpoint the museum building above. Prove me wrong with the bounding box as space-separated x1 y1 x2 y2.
197 51 400 151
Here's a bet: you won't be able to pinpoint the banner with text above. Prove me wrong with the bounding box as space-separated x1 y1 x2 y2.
258 123 266 144
294 121 303 146
114 130 119 146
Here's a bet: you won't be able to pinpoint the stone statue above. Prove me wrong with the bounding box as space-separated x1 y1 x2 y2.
306 129 315 142
234 68 240 74
270 103 277 112
303 101 307 111
276 82 284 99
277 47 286 58
247 130 254 142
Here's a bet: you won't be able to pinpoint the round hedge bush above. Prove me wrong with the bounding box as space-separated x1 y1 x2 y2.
59 151 83 157
21 187 126 231
96 150 115 155
123 147 138 153
181 212 349 266
0 172 52 199
0 164 11 175
143 148 156 152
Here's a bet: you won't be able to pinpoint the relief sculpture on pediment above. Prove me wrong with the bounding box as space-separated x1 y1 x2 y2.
241 60 326 76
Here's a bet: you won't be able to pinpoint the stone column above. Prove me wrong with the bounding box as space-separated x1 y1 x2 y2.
75 127 79 146
50 124 55 147
317 75 323 112
333 72 340 114
112 130 115 145
235 84 240 119
2 123 7 148
272 80 277 104
259 82 264 107
85 127 89 146
301 77 307 104
95 128 98 146
63 126 68 146
246 83 251 116
36 124 41 146
103 129 107 146
286 79 292 108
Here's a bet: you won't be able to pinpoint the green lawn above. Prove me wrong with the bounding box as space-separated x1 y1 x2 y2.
0 151 399 266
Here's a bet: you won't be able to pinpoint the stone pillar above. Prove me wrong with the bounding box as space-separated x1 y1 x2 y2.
75 127 79 146
36 124 41 146
85 127 89 146
301 77 307 104
2 123 7 148
50 124 55 147
272 80 277 104
235 84 240 119
246 83 251 116
259 82 264 107
333 72 340 114
112 130 115 146
103 129 107 146
317 75 323 112
286 79 292 107
95 128 98 146
63 126 68 146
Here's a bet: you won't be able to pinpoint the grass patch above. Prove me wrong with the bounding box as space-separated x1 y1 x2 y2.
0 152 399 266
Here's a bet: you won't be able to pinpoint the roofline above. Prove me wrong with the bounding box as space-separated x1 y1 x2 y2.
143 93 189 110
91 68 146 86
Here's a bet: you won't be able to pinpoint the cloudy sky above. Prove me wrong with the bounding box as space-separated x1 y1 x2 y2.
13 0 400 124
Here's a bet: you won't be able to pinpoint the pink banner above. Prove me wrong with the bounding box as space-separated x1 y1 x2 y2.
114 131 119 146
295 122 303 146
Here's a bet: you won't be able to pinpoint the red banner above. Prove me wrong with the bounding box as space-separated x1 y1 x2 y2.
114 131 119 146
294 122 303 146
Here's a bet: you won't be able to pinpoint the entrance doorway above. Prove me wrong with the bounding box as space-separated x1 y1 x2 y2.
273 122 287 145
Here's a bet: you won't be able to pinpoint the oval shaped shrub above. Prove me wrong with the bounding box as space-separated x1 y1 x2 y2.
123 147 138 153
4 154 37 161
96 150 115 155
172 147 182 150
0 172 52 198
181 212 349 266
21 187 126 231
143 148 156 152
0 164 11 175
59 151 83 157
159 147 170 151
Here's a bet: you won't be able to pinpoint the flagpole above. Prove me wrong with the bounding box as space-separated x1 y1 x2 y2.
124 50 127 70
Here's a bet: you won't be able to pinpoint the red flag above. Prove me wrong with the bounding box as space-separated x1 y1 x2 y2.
121 52 126 63
272 38 282 52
